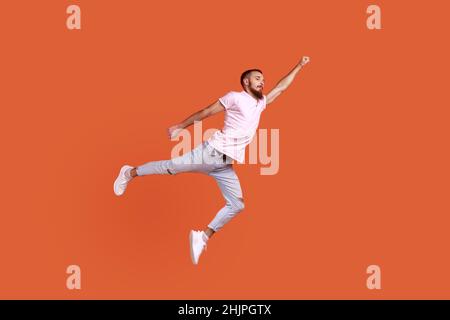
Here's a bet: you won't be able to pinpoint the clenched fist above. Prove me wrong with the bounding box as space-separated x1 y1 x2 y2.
167 124 183 140
300 56 310 66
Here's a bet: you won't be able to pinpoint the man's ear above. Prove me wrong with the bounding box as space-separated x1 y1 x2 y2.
243 78 249 86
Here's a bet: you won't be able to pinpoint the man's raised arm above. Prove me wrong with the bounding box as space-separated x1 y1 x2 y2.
266 56 310 105
167 100 224 140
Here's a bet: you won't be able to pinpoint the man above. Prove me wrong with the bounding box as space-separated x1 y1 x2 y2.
113 56 310 265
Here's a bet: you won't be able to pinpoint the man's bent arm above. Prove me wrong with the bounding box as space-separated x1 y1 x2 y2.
178 100 224 129
167 100 224 139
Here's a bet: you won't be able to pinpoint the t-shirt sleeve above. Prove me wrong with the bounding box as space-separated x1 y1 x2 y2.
262 95 267 111
218 91 236 110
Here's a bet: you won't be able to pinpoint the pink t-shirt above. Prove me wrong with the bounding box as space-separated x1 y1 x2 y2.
207 90 267 163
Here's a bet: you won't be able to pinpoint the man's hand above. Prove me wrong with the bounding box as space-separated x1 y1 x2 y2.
167 124 183 140
299 56 310 67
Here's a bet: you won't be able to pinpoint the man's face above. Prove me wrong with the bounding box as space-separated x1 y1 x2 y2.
246 71 265 99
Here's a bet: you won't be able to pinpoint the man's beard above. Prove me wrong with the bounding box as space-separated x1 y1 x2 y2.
249 86 263 99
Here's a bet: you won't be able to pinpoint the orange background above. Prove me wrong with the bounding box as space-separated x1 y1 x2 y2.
1 0 449 299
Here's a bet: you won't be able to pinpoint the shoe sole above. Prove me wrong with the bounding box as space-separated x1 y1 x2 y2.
114 165 132 196
189 230 197 265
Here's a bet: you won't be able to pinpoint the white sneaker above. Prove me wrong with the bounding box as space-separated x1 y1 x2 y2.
189 230 208 265
114 165 134 196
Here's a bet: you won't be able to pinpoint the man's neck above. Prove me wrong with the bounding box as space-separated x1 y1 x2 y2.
243 89 260 101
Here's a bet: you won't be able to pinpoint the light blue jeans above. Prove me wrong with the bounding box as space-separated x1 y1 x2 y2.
136 141 244 232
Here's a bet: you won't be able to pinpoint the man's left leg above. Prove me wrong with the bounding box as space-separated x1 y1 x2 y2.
207 165 245 234
190 164 245 265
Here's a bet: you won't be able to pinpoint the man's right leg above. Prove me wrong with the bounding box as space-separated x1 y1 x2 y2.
113 142 213 196
135 142 210 176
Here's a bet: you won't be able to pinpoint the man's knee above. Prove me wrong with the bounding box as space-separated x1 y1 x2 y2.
232 197 245 212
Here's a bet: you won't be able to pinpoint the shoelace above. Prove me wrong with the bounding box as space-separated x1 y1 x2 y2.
120 172 132 186
119 179 129 187
199 231 208 251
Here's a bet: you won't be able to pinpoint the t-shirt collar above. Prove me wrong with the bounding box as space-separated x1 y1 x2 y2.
241 90 262 102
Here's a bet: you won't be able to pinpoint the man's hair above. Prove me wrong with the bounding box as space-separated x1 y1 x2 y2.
240 69 263 88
